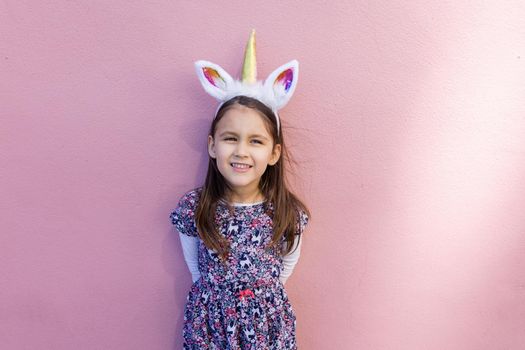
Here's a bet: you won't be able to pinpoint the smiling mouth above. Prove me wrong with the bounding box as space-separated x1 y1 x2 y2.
231 163 253 169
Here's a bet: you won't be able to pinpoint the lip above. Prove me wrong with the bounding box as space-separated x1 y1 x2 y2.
231 162 252 173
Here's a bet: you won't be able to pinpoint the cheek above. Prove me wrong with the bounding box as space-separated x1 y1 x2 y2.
214 144 230 158
254 149 274 163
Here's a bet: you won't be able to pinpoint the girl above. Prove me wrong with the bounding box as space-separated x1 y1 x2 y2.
170 30 310 350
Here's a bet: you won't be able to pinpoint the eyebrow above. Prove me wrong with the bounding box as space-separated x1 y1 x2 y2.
219 131 269 140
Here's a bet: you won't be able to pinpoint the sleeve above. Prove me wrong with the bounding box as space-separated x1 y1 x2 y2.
295 208 309 236
279 235 302 285
178 232 201 283
169 189 199 237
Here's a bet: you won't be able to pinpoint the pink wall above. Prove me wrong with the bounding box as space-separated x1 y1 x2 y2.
2 1 525 349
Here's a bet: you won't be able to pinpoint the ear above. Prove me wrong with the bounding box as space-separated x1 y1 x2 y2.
269 143 281 166
195 60 234 101
208 135 216 158
263 60 299 110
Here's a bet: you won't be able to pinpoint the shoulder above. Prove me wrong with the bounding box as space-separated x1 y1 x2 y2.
177 187 203 208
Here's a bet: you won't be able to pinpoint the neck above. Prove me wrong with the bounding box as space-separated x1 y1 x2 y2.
226 187 264 204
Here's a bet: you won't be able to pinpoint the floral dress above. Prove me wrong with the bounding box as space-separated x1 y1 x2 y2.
170 188 308 350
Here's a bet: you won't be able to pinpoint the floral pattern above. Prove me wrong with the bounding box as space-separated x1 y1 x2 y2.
170 187 308 349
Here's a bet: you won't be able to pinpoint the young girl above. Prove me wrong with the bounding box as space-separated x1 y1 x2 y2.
170 30 310 350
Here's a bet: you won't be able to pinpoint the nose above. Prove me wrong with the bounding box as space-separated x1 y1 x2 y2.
234 141 248 158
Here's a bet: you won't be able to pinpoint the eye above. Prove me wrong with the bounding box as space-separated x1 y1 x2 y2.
224 137 236 141
251 139 263 144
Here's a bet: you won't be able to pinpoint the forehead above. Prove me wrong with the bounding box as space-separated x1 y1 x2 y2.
215 105 272 137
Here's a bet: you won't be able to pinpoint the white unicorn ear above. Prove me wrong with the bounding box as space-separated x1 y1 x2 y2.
195 60 234 101
263 60 299 110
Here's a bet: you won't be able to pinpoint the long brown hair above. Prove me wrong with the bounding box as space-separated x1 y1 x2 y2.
195 95 310 264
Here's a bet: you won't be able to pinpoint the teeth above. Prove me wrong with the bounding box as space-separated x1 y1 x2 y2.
231 163 251 169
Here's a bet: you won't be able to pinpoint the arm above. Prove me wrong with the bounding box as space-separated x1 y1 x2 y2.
170 189 202 283
178 232 201 283
279 235 302 285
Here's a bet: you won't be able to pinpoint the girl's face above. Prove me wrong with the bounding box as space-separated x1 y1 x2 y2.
208 104 281 199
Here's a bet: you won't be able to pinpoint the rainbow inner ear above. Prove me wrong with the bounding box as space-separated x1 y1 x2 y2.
274 68 294 92
203 67 226 89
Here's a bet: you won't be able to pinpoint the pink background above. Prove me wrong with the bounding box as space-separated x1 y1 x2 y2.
2 1 525 349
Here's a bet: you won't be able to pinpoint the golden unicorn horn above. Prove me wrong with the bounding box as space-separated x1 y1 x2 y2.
241 29 257 83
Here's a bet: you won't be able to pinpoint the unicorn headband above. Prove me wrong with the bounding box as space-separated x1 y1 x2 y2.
194 29 299 133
